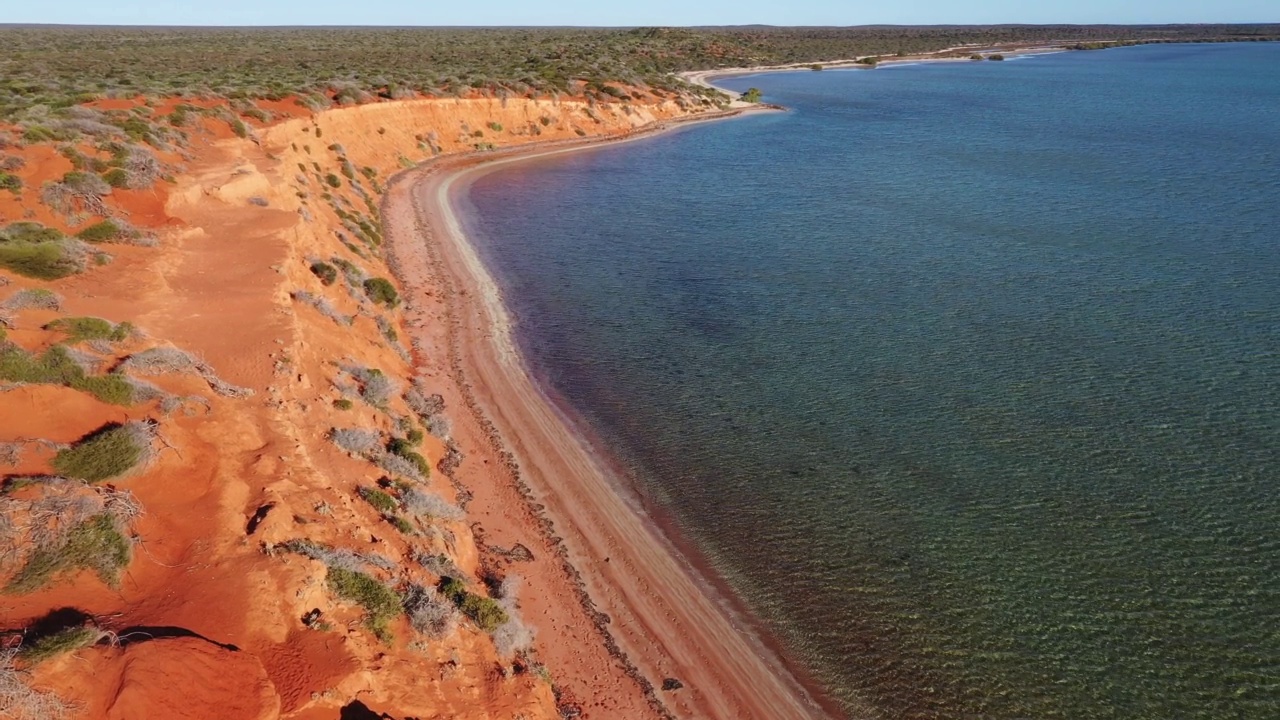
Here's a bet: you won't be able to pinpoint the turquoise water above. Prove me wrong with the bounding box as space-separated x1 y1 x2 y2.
460 44 1280 718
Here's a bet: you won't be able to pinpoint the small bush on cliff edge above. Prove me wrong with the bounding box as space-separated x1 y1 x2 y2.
326 567 401 640
438 576 509 633
310 261 337 286
363 277 399 308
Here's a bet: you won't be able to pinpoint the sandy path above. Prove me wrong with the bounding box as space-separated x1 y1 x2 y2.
383 116 853 720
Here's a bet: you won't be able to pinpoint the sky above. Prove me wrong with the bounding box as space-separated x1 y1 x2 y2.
4 0 1275 27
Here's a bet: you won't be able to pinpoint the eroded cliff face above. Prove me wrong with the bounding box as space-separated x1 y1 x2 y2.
0 92 710 719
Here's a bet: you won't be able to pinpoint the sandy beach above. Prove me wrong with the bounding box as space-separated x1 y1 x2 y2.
381 113 855 720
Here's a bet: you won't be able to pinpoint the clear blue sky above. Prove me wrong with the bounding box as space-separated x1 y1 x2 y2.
6 0 1275 27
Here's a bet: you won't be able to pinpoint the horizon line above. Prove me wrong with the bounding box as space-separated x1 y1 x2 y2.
3 21 1278 30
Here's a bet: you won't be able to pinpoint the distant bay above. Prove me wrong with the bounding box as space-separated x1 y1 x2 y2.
460 43 1280 718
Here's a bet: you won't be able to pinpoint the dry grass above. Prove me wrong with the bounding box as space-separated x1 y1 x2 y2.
1 288 62 312
118 346 253 398
0 648 71 720
328 427 380 455
1 482 139 594
402 583 458 639
340 363 395 408
402 488 462 521
292 290 351 326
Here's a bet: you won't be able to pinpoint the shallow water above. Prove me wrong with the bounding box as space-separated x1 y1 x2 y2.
460 43 1280 718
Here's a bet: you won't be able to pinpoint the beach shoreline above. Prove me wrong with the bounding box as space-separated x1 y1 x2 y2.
681 42 1072 96
382 108 854 720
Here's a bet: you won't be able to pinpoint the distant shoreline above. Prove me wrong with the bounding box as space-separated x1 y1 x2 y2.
680 38 1270 97
682 43 1073 96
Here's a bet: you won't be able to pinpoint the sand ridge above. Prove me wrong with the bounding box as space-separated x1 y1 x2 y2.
2 89 761 719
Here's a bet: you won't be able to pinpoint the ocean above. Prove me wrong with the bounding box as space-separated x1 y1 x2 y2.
458 43 1280 718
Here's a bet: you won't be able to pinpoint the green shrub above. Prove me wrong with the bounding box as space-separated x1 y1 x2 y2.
438 575 509 632
75 219 130 243
61 171 111 195
459 593 508 632
0 222 62 244
102 168 129 188
358 486 399 514
5 514 131 594
230 118 248 138
388 515 415 534
114 117 153 142
325 173 341 188
333 398 353 410
387 438 430 478
0 222 81 280
73 374 135 404
22 126 55 143
362 277 399 308
741 88 762 103
487 121 503 132
309 261 337 285
0 172 20 192
45 316 132 343
18 626 102 664
0 344 135 405
51 422 151 482
326 567 401 639
0 242 79 280
988 54 1006 61
439 576 466 600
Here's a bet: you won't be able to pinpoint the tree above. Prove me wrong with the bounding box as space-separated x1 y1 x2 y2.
741 87 762 103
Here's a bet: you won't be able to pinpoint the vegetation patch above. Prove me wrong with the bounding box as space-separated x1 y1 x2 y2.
0 343 136 405
0 647 72 719
50 422 154 482
341 364 395 408
44 316 132 344
5 514 131 594
362 277 399 308
18 625 103 665
439 576 509 633
0 222 94 280
357 486 398 515
1 287 61 312
309 261 337 286
326 567 402 640
402 583 457 638
75 218 142 244
119 346 253 398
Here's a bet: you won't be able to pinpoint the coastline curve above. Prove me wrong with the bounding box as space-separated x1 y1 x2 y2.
382 114 855 720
